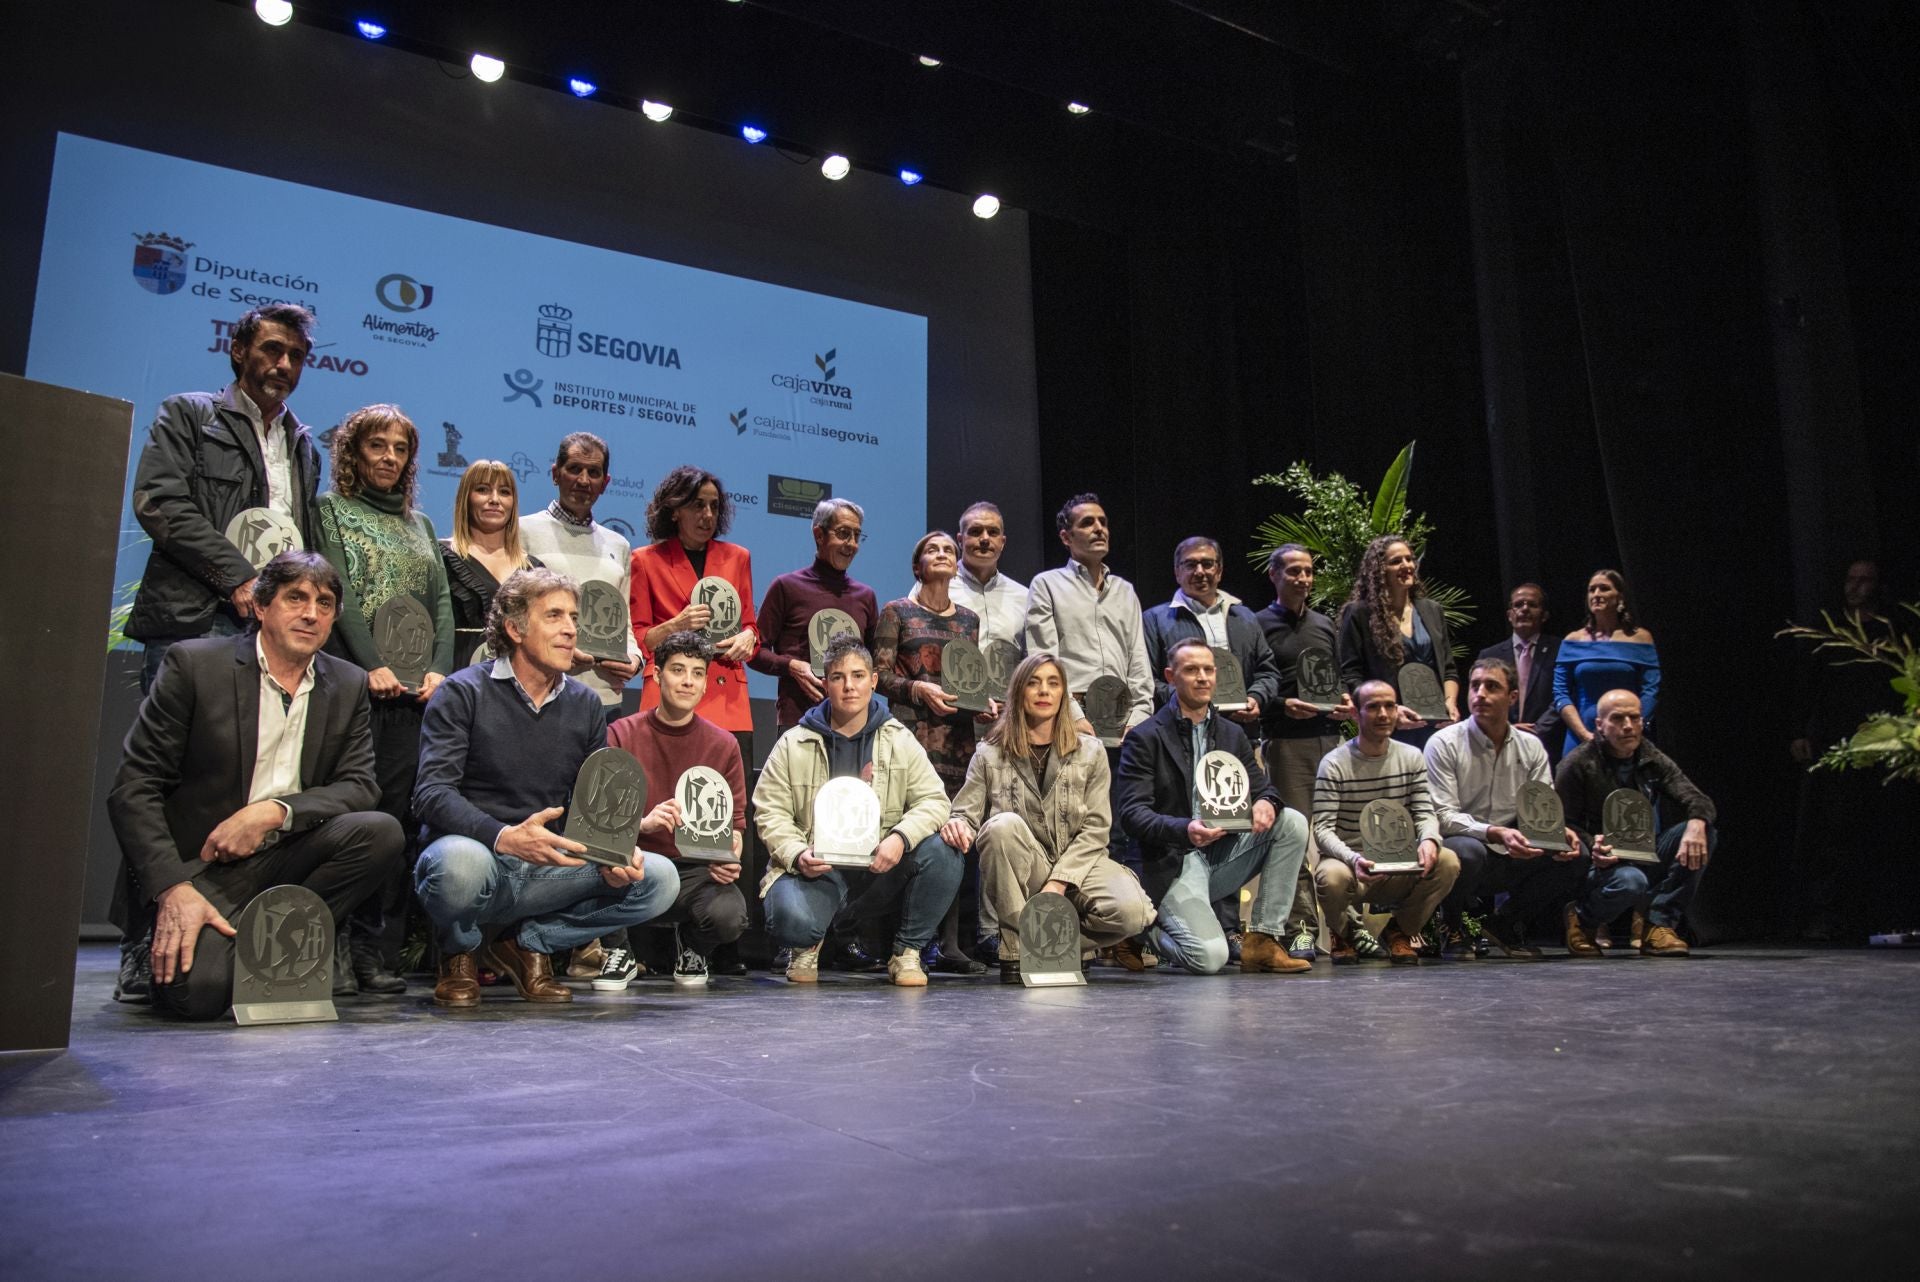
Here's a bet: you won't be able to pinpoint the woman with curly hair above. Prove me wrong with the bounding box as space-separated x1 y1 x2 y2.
1555 568 1660 747
1336 534 1459 743
312 403 454 993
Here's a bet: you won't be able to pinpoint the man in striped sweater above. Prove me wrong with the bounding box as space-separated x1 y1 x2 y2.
1311 680 1459 964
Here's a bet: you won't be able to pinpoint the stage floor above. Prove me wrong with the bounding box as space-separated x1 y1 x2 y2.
4 944 1918 1280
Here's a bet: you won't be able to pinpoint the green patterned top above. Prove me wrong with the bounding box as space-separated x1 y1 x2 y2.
314 489 456 678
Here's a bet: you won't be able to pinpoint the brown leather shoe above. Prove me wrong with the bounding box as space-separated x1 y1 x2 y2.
484 935 574 1002
1104 936 1154 972
1382 923 1420 965
1241 930 1312 973
433 951 481 1008
1630 908 1648 951
1641 924 1690 957
1329 933 1359 965
1563 904 1603 958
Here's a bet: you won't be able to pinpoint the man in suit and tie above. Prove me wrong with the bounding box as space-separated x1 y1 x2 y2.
108 550 405 1021
1477 583 1563 763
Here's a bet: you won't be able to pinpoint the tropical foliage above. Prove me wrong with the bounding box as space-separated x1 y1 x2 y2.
1778 605 1920 784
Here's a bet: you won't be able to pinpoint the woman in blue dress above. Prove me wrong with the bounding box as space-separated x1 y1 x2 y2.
1555 567 1660 749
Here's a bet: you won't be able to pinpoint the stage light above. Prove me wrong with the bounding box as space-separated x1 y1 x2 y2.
641 100 674 122
569 77 597 98
355 19 386 39
972 194 1001 219
917 55 942 67
254 0 293 26
1067 102 1091 115
470 53 505 82
821 154 850 181
898 168 923 186
741 124 768 144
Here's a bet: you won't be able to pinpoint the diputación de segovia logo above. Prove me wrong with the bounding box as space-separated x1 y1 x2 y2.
132 231 193 295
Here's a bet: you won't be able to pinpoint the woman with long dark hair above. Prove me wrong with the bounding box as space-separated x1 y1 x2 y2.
1336 534 1459 743
1555 568 1660 747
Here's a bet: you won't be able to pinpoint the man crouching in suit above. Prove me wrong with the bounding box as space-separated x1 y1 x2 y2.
108 550 404 1020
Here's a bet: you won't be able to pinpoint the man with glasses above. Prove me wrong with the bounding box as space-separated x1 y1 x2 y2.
751 498 879 731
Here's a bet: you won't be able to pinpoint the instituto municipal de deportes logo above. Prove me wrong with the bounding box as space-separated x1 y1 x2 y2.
375 273 434 312
132 231 193 295
537 304 574 358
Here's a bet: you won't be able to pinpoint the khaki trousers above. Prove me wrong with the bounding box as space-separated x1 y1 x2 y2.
1314 847 1461 936
976 813 1155 960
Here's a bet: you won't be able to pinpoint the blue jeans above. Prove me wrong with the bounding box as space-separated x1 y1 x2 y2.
1644 821 1713 928
414 835 680 955
1152 808 1309 974
763 834 962 954
1574 862 1649 927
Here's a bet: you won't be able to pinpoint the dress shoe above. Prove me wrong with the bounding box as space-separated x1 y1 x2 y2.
1240 930 1312 973
332 928 359 997
1102 936 1154 972
434 952 481 1008
1641 924 1690 957
352 946 408 994
483 935 574 1002
1330 933 1359 965
1630 908 1649 951
924 941 987 975
998 958 1023 985
114 933 153 1005
1382 923 1420 965
827 938 885 973
565 939 607 980
1563 904 1603 958
1483 912 1542 961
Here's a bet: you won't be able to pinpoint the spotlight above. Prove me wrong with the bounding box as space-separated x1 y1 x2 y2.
972 194 1001 219
254 0 293 26
898 168 923 186
470 53 505 82
917 55 942 67
355 19 386 39
1066 102 1091 115
569 77 598 98
641 100 674 122
740 124 768 144
821 154 851 181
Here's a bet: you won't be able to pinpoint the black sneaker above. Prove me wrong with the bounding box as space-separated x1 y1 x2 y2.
998 958 1022 985
1484 913 1543 961
592 947 641 992
924 941 987 975
974 934 1002 965
114 933 153 1005
1224 930 1245 963
673 935 710 988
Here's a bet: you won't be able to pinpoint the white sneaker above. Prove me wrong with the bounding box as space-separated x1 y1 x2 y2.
786 943 821 984
887 950 928 988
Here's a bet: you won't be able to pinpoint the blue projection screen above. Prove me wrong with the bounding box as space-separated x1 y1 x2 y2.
28 133 927 695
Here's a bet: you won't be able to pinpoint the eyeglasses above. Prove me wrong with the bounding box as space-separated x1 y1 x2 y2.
825 525 865 545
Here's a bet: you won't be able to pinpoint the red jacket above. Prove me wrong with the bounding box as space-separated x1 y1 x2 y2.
629 538 757 732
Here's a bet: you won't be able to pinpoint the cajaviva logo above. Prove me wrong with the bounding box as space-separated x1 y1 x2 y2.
132 231 193 295
814 348 837 380
771 343 851 407
375 273 434 312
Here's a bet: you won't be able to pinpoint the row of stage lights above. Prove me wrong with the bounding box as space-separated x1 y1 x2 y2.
251 0 1097 221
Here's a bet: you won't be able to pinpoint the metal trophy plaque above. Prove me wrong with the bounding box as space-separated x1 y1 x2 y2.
691 575 743 644
940 637 992 713
223 507 303 570
1018 891 1086 988
1296 645 1344 713
1084 675 1131 748
576 580 630 663
469 640 492 669
673 765 737 862
808 607 861 676
1603 789 1660 865
811 776 881 868
1359 799 1422 875
1396 662 1449 722
1194 749 1253 832
372 596 434 690
982 639 1023 699
562 748 648 868
1210 646 1249 711
1516 781 1573 852
231 884 337 1026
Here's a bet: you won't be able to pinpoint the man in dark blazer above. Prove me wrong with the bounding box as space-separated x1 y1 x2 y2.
109 551 404 1021
1478 582 1563 762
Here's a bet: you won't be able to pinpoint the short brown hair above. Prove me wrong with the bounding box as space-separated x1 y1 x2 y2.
485 567 578 658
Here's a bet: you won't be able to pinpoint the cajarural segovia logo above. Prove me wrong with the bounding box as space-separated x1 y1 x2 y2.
770 344 853 409
132 231 193 295
729 406 750 435
535 303 682 370
365 273 439 347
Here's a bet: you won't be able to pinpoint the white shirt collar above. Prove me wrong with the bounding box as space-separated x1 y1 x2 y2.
255 635 317 696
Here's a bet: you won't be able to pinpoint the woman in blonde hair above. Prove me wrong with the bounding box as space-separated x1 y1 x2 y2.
440 459 541 665
941 651 1154 982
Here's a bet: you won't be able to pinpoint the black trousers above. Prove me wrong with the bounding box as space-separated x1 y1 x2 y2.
1442 834 1590 930
652 863 750 956
153 811 405 1021
351 698 425 966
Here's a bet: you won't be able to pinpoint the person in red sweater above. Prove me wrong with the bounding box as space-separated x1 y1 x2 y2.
606 631 749 987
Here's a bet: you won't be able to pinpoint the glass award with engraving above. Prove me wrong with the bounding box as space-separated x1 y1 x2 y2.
1515 780 1573 852
1295 644 1344 713
808 607 860 676
673 765 737 862
940 637 991 713
690 575 743 644
1210 646 1248 712
1602 789 1660 865
373 596 434 691
231 884 337 1026
1083 675 1131 748
223 507 303 570
576 580 630 664
1194 749 1253 832
562 748 648 868
469 640 491 669
1396 661 1449 722
1358 799 1422 875
982 639 1023 701
1017 891 1087 988
811 776 881 868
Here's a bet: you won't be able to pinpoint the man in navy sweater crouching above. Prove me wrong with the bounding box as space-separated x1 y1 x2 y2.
412 567 678 1007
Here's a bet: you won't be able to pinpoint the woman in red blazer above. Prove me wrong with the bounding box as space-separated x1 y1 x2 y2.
629 466 759 740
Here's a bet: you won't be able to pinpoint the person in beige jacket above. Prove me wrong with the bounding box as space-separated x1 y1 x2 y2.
942 651 1155 982
753 635 961 986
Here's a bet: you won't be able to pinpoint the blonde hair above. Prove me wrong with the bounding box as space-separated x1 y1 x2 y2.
986 652 1081 762
450 459 530 565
